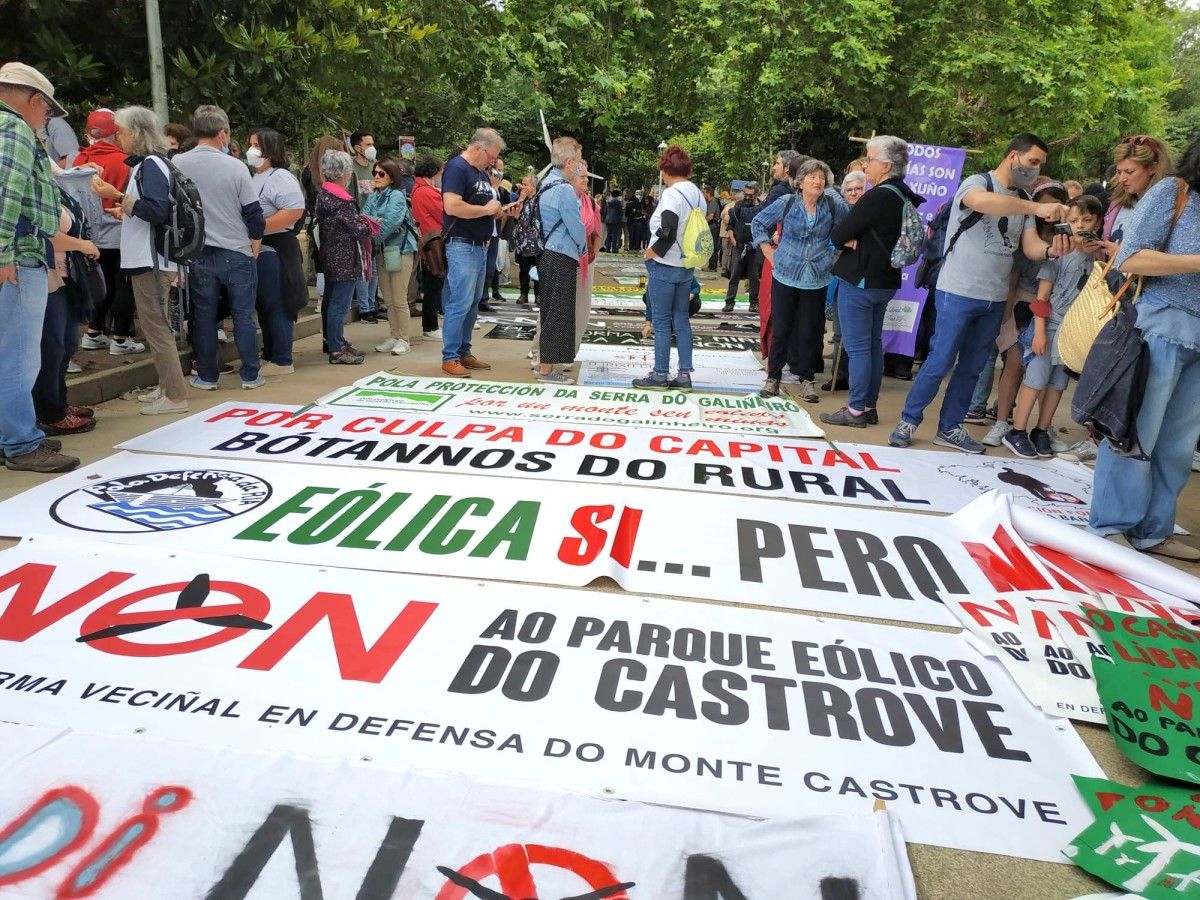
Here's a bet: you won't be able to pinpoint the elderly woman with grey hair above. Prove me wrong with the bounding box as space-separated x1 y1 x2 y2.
314 149 374 364
91 105 189 415
821 135 924 428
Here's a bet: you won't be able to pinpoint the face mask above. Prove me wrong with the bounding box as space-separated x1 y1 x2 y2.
1010 159 1039 192
362 146 377 162
245 147 264 169
221 144 231 156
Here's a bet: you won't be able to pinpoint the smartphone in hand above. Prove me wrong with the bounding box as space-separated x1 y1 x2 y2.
1053 223 1073 235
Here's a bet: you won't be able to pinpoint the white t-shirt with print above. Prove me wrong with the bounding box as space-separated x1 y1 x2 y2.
649 180 704 267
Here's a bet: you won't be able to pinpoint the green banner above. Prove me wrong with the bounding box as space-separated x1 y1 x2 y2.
1088 608 1200 783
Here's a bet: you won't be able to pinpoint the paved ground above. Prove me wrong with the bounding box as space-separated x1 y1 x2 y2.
5 252 1199 898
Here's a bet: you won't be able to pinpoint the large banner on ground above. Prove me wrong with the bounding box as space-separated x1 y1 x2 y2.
0 452 1119 626
883 144 968 356
575 345 764 394
0 539 1103 861
118 403 1097 525
0 726 917 900
313 372 823 437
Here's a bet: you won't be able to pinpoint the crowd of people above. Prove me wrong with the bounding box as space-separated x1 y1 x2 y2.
2 60 1198 561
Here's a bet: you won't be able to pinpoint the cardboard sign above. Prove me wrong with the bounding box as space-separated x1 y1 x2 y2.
574 345 765 394
314 373 823 437
1088 610 1200 783
0 452 1079 626
1065 777 1200 898
0 724 917 899
117 403 1099 526
0 538 1104 861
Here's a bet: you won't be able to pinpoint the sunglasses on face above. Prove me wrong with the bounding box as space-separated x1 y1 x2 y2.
373 170 386 177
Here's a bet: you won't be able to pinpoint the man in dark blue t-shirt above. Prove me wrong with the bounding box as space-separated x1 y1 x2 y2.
440 127 505 377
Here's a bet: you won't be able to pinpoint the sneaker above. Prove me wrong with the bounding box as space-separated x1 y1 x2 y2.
982 420 1011 447
460 355 491 370
241 374 267 390
330 348 365 365
137 386 163 403
39 414 96 436
108 338 146 356
441 359 470 377
668 372 692 391
5 444 79 473
190 361 235 377
1029 428 1053 458
66 359 82 374
1143 538 1200 563
190 375 219 391
935 425 985 455
374 338 399 353
1058 439 1098 464
140 395 190 416
781 371 801 384
748 302 759 314
80 331 109 350
864 409 879 425
985 403 998 422
517 296 530 305
964 407 990 425
536 369 573 384
1002 429 1038 459
67 404 93 418
722 302 734 313
477 303 494 314
758 378 780 398
1047 431 1069 454
798 380 819 403
888 421 916 448
819 407 868 428
259 362 294 376
390 340 411 356
634 371 671 390
359 312 379 324
423 329 443 340
0 438 62 460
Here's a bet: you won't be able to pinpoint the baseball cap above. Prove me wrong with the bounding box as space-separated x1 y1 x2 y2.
86 108 117 139
0 62 67 118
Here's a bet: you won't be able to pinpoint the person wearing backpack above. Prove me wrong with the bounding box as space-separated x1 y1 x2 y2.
751 158 849 401
172 105 266 391
888 133 1071 453
90 105 190 415
820 136 924 427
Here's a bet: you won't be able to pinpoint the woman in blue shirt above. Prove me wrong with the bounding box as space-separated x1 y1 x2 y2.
1089 132 1200 562
751 159 848 401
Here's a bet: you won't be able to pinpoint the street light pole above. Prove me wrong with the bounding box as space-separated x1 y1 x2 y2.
656 139 667 198
145 0 168 124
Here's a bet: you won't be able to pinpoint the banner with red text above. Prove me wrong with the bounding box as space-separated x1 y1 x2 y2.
118 403 1097 525
0 724 916 899
0 538 1102 861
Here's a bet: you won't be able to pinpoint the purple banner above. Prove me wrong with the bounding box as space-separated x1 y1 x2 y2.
881 144 968 356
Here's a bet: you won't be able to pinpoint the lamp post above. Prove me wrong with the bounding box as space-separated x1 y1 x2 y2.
656 139 667 198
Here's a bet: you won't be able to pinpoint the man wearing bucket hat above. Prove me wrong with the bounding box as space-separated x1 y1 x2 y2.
0 62 80 472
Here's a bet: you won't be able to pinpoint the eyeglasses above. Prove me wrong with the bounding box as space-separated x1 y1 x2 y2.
866 156 885 165
372 170 386 177
1121 135 1162 153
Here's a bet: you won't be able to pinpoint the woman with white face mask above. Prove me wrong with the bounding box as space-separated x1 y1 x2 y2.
247 128 306 375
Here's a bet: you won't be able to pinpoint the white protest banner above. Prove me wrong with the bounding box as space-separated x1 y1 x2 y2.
0 726 916 900
313 372 825 437
0 452 1090 626
118 403 1097 526
575 345 764 394
0 538 1103 861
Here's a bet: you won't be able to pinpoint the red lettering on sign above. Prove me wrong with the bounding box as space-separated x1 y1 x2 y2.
0 564 135 642
437 842 631 900
1033 545 1156 602
238 594 437 683
963 526 1052 591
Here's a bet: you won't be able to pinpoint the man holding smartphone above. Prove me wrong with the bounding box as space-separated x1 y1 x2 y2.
889 133 1072 454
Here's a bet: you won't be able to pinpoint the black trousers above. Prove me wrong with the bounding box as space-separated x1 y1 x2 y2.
517 253 539 299
768 280 825 380
726 244 760 304
90 247 134 336
419 265 443 332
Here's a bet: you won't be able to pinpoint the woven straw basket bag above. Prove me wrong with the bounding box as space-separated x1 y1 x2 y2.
1057 255 1139 372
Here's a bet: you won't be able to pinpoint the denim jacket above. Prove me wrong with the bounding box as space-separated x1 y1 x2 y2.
750 188 848 290
538 168 586 261
361 186 417 253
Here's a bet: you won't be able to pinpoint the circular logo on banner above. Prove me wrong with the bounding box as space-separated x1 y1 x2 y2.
50 470 271 533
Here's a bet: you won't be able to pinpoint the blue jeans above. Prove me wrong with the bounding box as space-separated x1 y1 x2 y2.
646 259 694 375
191 247 259 382
354 275 376 314
1089 334 1200 548
969 344 1000 413
442 239 488 362
0 261 48 456
324 280 356 354
33 286 75 424
837 280 895 411
901 290 1004 433
255 248 294 365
